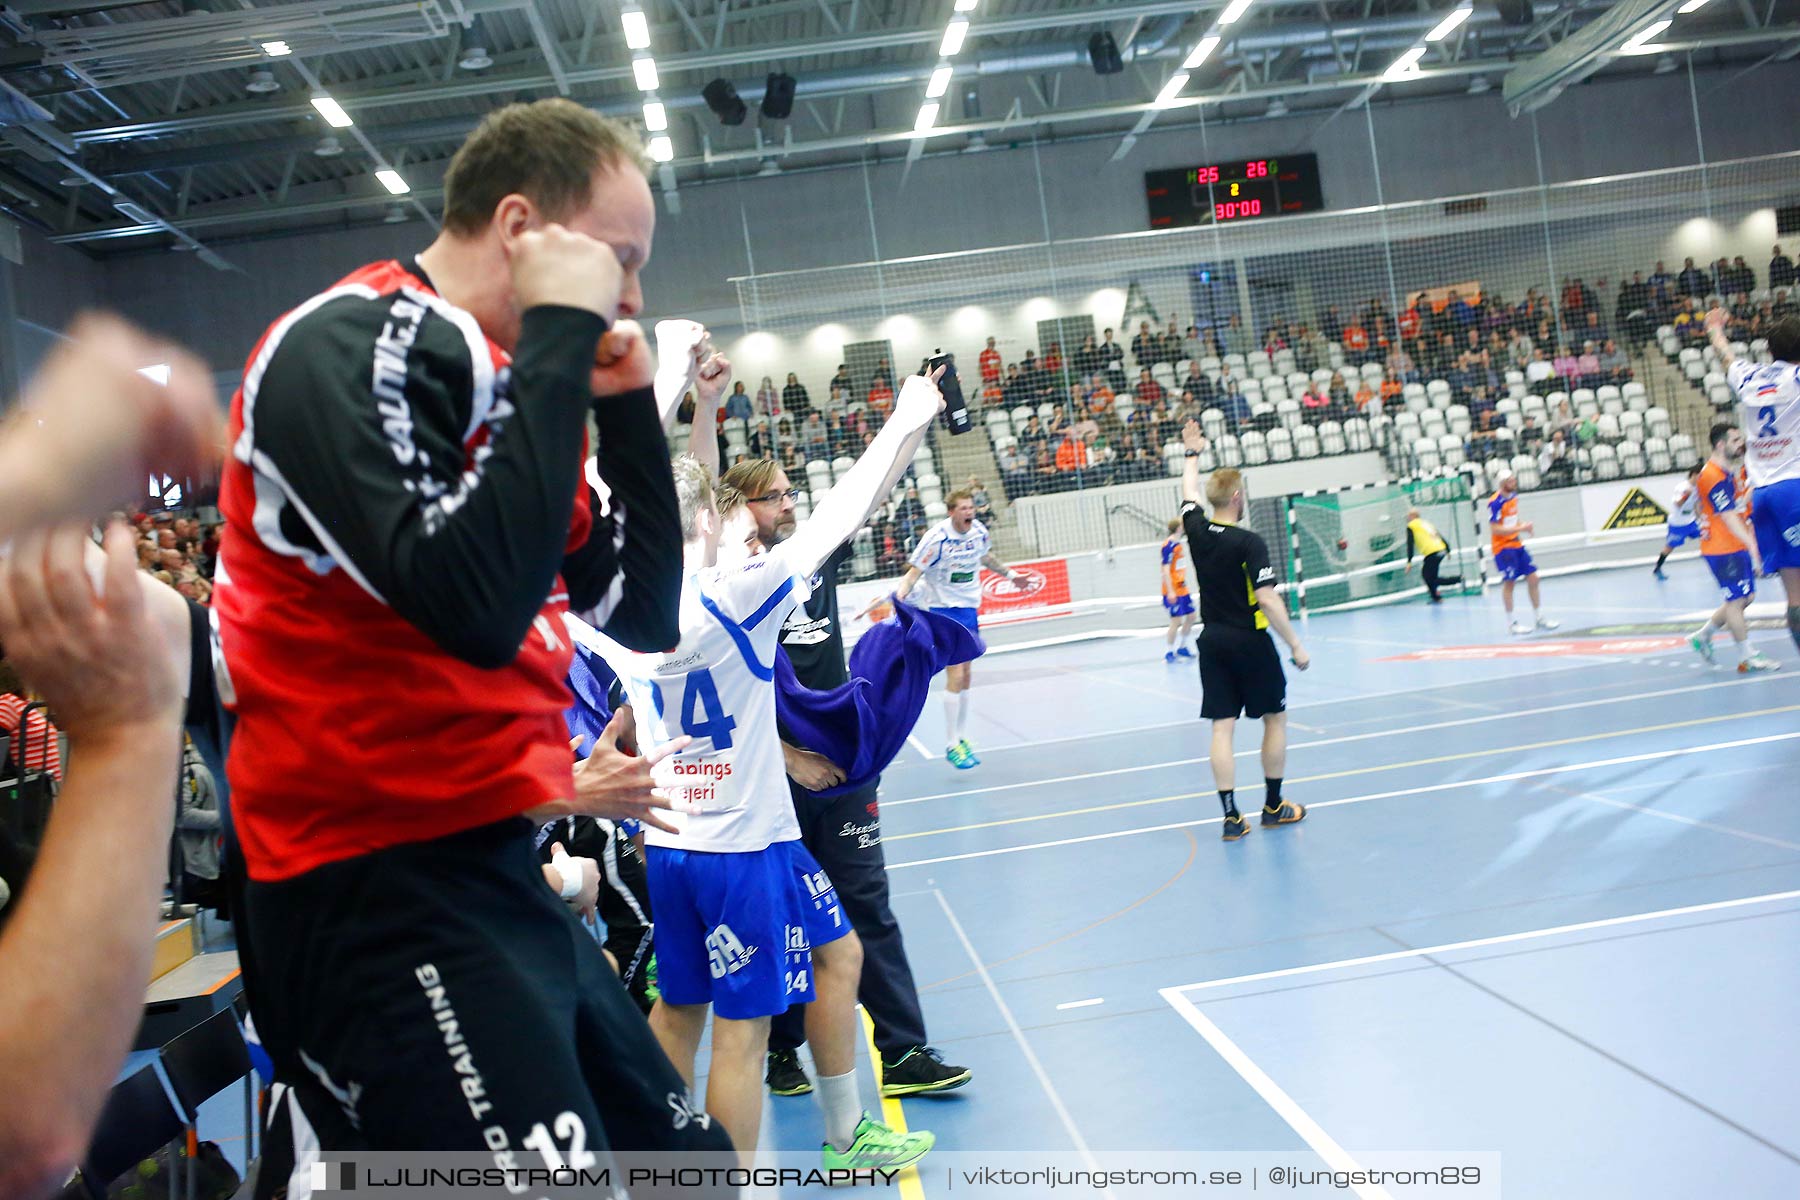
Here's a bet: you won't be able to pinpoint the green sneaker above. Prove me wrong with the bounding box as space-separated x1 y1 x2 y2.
957 738 981 766
822 1114 935 1172
1690 630 1715 663
946 742 976 770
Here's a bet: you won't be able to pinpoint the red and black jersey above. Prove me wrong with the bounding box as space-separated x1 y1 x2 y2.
215 259 682 881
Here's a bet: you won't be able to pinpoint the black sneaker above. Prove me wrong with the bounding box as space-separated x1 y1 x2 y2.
879 1046 971 1097
1261 801 1306 827
1221 813 1251 841
766 1049 812 1096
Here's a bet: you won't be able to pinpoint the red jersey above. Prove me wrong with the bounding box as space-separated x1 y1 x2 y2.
979 346 1002 382
216 259 608 881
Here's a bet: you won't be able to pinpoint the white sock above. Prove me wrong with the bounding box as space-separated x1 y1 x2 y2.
943 694 958 748
1737 638 1754 663
1695 619 1718 639
815 1069 862 1151
956 690 972 739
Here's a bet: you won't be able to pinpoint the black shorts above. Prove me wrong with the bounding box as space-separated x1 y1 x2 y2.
1197 627 1287 720
243 818 733 1196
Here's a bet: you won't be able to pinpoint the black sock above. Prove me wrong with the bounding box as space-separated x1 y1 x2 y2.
1654 551 1669 572
1265 778 1284 811
1219 789 1239 819
1789 606 1800 654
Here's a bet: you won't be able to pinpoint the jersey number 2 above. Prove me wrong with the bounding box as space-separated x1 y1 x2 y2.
1758 405 1778 437
680 668 738 749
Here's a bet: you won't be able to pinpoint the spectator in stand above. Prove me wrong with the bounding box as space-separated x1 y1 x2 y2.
781 443 806 482
1043 341 1066 378
749 417 775 459
1327 370 1353 413
1182 360 1214 407
1775 288 1797 318
1553 344 1580 383
1353 376 1375 413
1341 315 1371 364
1131 321 1158 367
871 357 894 389
1099 328 1126 380
724 380 753 422
1019 412 1047 458
868 372 895 418
1468 385 1497 426
1125 402 1158 451
1295 325 1326 373
1072 334 1102 379
1576 341 1603 388
1033 444 1061 493
783 371 812 415
1387 344 1418 384
1159 320 1184 365
1548 397 1576 440
1772 245 1796 290
1442 290 1474 331
1468 412 1502 463
1135 367 1166 406
1320 305 1344 344
1518 414 1544 450
1539 429 1575 487
1300 381 1331 420
832 411 863 459
1045 404 1069 437
1674 298 1705 342
1223 314 1254 357
1581 309 1607 347
1086 435 1117 485
894 486 927 544
829 363 854 396
997 442 1029 498
827 384 848 412
1398 301 1423 347
1365 299 1396 353
1379 367 1405 411
979 375 1003 408
1678 257 1709 300
756 374 780 416
1000 363 1027 408
1599 339 1631 384
0 666 63 784
1020 349 1047 396
1648 261 1675 314
801 411 829 462
1087 374 1117 415
979 336 1002 384
1183 324 1206 365
1220 368 1251 428
1261 327 1287 358
1055 430 1090 478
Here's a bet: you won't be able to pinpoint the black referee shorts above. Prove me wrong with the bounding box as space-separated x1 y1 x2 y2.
242 818 733 1196
1197 626 1287 720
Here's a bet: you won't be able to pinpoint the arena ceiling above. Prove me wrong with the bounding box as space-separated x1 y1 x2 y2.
1 0 1796 259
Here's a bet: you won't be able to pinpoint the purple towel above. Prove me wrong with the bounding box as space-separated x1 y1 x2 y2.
564 600 982 797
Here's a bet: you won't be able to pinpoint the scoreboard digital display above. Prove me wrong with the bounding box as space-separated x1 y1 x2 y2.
1144 154 1325 229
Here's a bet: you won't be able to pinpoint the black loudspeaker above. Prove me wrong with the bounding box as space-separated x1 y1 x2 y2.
702 78 748 126
761 72 796 119
1494 0 1534 25
1088 32 1123 75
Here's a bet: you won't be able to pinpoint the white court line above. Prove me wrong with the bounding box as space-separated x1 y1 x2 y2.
1055 998 1105 1011
1550 785 1800 852
905 733 935 760
933 889 1101 1169
884 672 1799 808
885 731 1800 869
1160 990 1392 1200
1163 887 1800 997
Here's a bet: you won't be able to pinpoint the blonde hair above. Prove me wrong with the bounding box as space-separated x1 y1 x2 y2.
1205 468 1243 510
719 458 782 503
946 488 975 509
1167 518 1181 534
671 455 716 540
715 482 748 522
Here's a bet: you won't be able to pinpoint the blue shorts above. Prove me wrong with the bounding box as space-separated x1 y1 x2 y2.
1752 478 1800 572
1493 546 1536 581
1664 522 1701 549
644 839 850 1020
1164 593 1195 618
1705 550 1756 602
930 605 981 634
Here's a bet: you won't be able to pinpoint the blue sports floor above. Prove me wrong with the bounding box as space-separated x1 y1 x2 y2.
178 562 1800 1198
761 561 1800 1199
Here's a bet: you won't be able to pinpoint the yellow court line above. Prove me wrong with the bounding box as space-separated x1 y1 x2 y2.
858 1005 926 1200
887 703 1800 842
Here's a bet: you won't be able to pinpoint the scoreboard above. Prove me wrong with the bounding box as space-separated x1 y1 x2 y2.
1144 154 1326 229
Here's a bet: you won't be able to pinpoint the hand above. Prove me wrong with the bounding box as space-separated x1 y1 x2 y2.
783 743 846 791
694 350 732 408
1289 645 1312 671
1 314 219 532
548 843 602 921
558 708 687 834
1181 419 1208 453
591 320 654 397
0 522 182 740
654 319 711 403
893 366 947 425
510 223 624 321
1705 307 1729 334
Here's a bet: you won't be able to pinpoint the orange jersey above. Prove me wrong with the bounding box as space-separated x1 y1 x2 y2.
1696 460 1749 555
1488 491 1523 553
1160 537 1190 598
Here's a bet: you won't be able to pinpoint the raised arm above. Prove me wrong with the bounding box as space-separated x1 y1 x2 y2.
1705 307 1738 372
1180 419 1208 505
685 347 732 480
652 320 709 430
779 372 943 580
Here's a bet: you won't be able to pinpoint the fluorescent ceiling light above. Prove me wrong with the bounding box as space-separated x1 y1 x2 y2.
914 101 940 132
376 169 409 195
260 40 291 57
954 0 978 10
1676 0 1713 11
642 101 667 131
1425 6 1472 42
1621 19 1672 52
1155 72 1192 106
927 65 953 98
1218 0 1255 25
1383 46 1427 79
1183 35 1221 69
940 18 968 56
310 94 353 127
647 135 674 162
621 9 651 50
633 57 659 91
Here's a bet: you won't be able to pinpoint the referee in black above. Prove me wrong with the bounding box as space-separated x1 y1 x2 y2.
1180 420 1312 841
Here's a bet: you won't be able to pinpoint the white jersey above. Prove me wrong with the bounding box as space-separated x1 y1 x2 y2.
1669 482 1699 527
908 518 991 609
1729 358 1800 488
565 552 811 855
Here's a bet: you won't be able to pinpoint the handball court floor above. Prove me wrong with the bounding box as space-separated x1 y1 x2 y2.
181 563 1800 1198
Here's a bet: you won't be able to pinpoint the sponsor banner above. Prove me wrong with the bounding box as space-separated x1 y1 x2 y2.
1576 472 1685 537
1379 636 1688 661
977 557 1072 623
